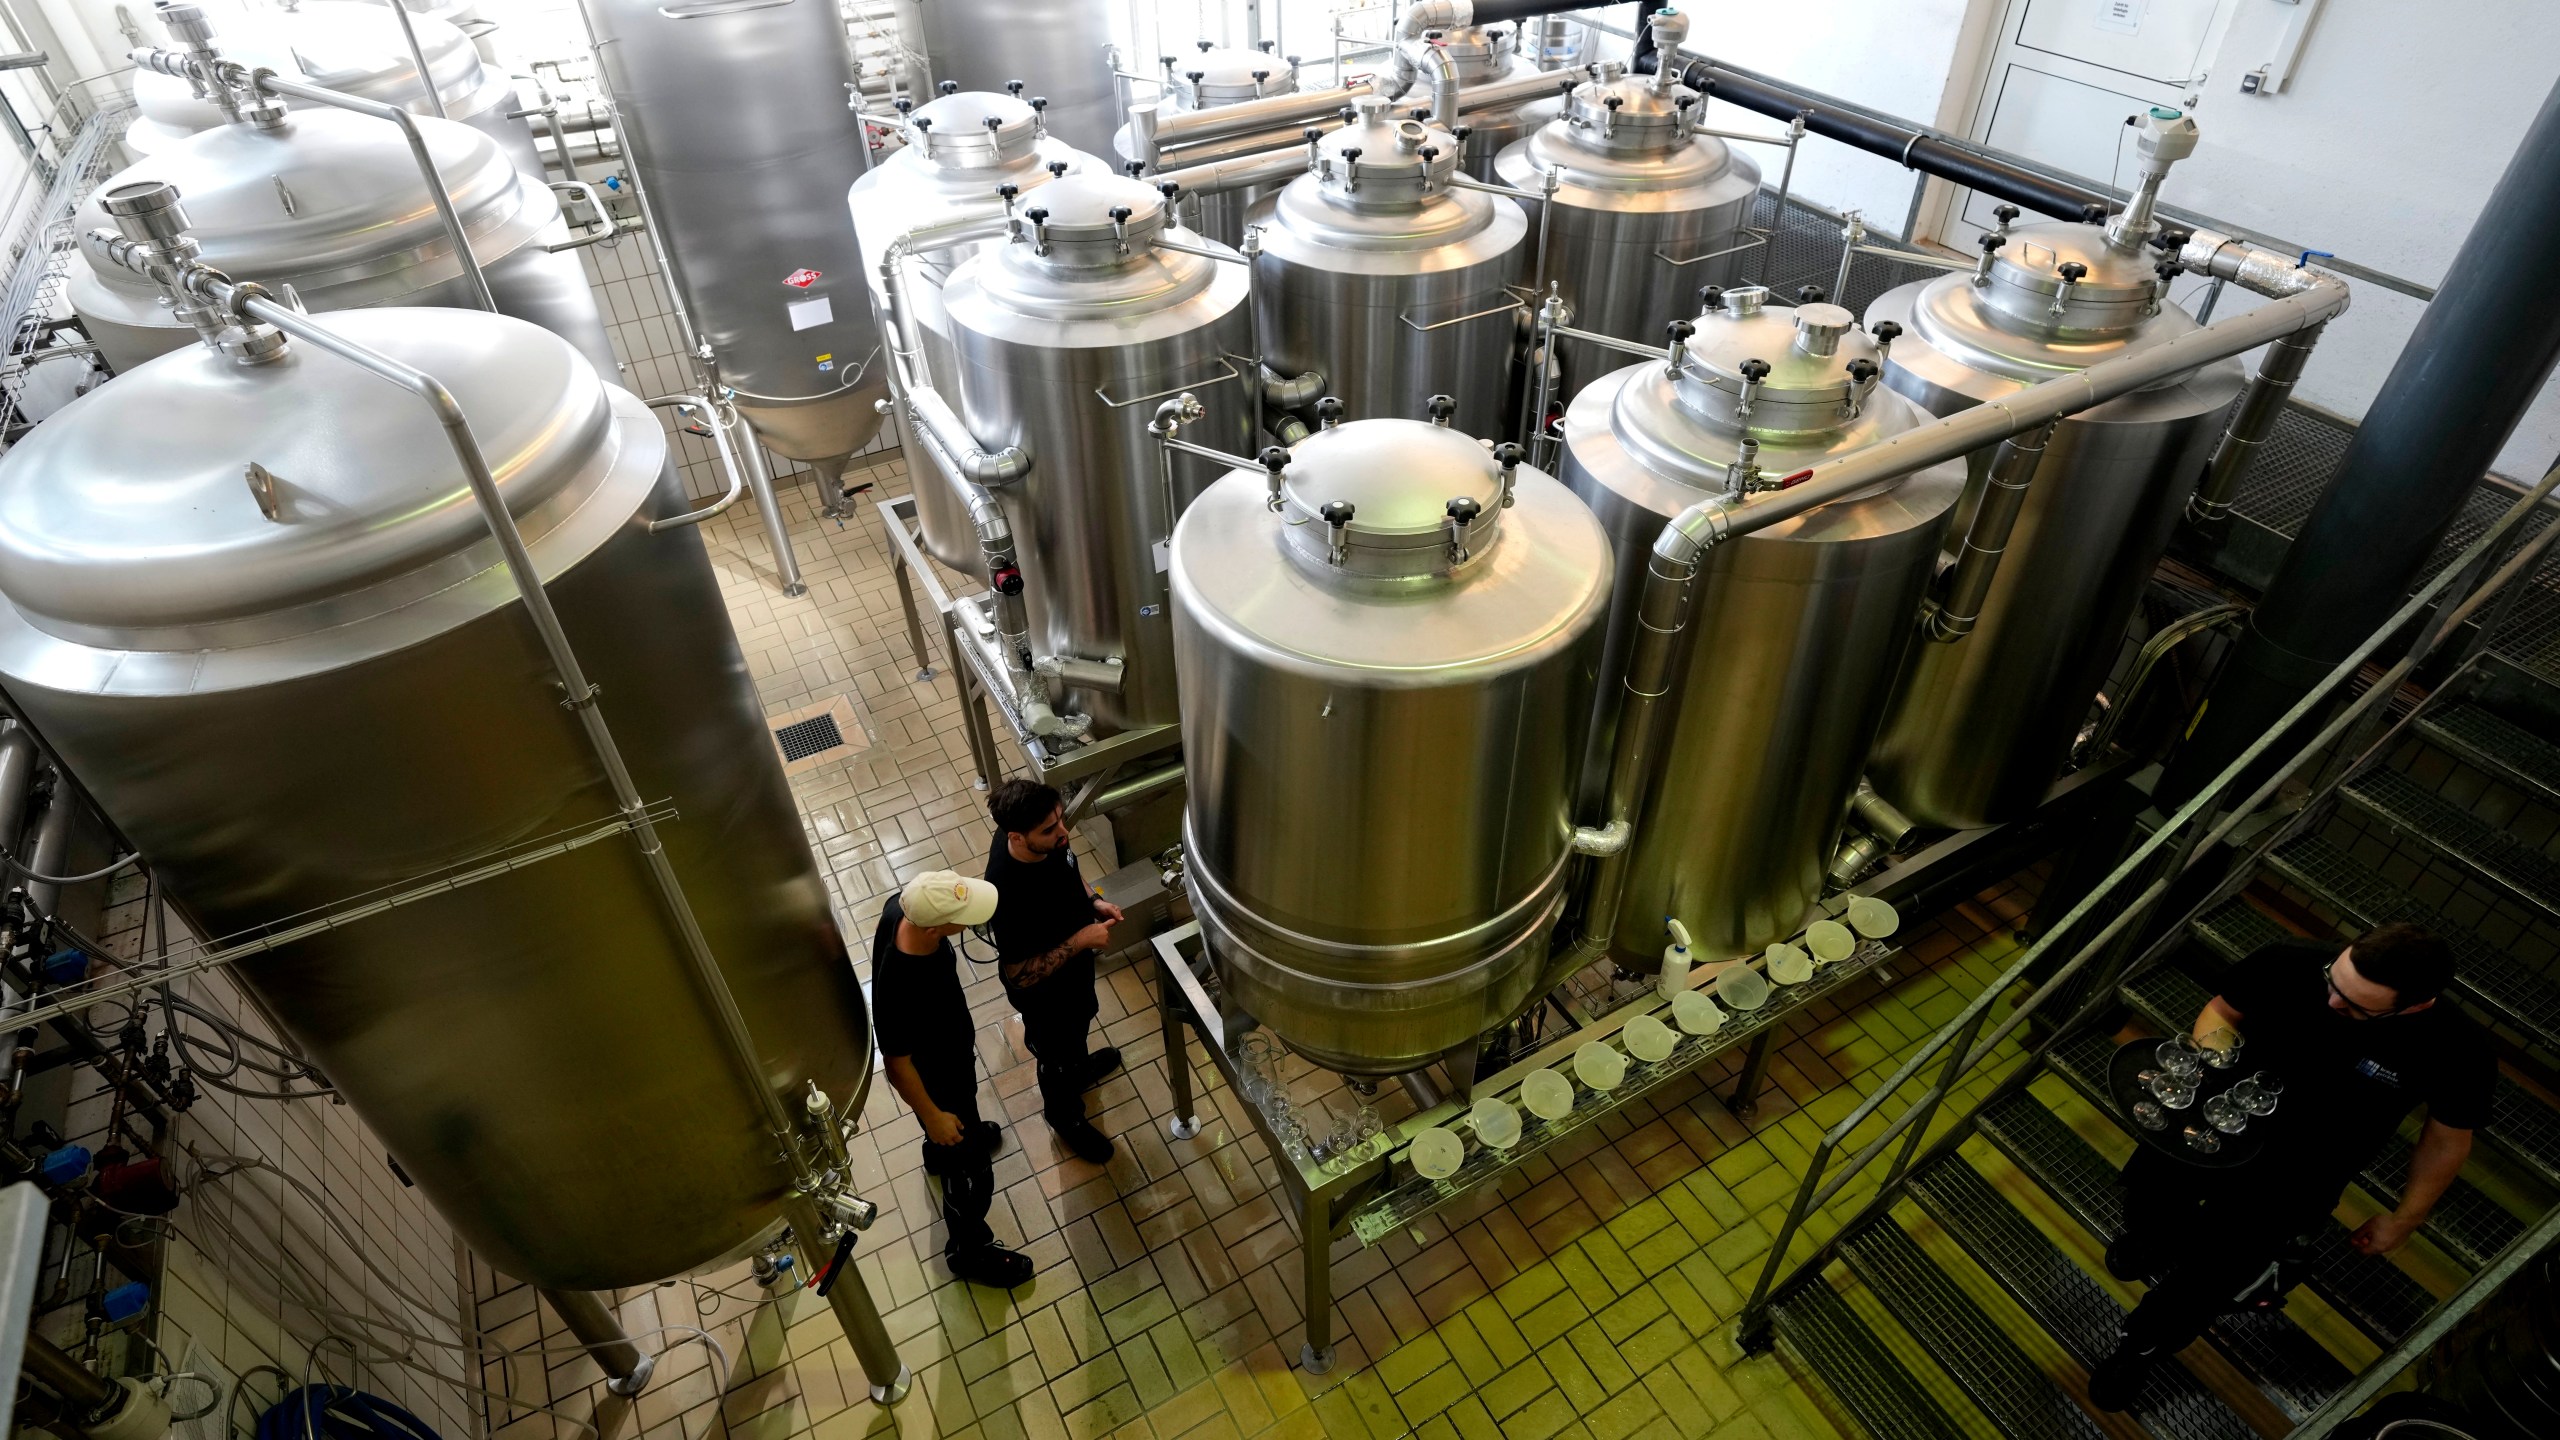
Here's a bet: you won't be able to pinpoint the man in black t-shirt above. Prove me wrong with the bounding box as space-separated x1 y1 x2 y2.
869 869 1033 1288
2089 923 2494 1411
983 779 1123 1165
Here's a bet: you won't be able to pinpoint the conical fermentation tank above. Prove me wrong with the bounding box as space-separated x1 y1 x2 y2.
0 305 869 1290
69 108 612 376
936 176 1252 735
129 2 542 178
1495 59 1758 406
585 0 888 478
1864 217 2245 830
1249 95 1526 437
1115 43 1298 247
1562 290 1963 963
1172 419 1609 1074
852 88 1100 576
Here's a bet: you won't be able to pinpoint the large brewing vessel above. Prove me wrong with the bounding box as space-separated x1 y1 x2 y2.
940 175 1252 734
1114 43 1297 246
917 0 1118 158
1172 418 1608 1074
1563 290 1962 962
1865 217 2244 829
1494 59 1757 406
1395 23 1563 178
0 306 867 1289
130 2 541 178
585 0 888 477
1249 95 1525 436
70 108 612 375
852 88 1099 575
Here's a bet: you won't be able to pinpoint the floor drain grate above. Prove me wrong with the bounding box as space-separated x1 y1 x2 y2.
774 713 847 762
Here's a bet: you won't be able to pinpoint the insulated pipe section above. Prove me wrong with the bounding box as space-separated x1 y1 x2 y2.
538 1289 656 1397
2188 321 2326 524
24 1335 169 1440
1417 35 1460 132
1925 420 2055 642
0 722 38 864
1147 146 1309 201
20 783 75 918
1147 77 1382 153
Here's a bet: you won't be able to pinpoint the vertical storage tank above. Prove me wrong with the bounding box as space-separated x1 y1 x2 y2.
585 0 888 479
1116 43 1298 246
1249 95 1526 437
852 87 1099 575
939 175 1252 734
1494 59 1758 408
918 0 1119 159
1864 217 2245 829
69 107 613 376
1172 417 1609 1075
0 304 867 1289
1562 289 1963 962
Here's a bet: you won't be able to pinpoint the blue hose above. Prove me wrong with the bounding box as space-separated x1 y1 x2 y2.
255 1386 444 1440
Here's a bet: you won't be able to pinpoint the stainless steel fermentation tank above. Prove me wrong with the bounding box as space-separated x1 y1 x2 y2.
853 89 1100 575
1563 291 1962 963
1115 43 1298 247
1391 23 1564 179
584 0 888 476
1172 419 1609 1075
917 0 1118 158
1251 95 1526 436
1495 54 1758 407
939 175 1252 734
1865 214 2244 830
0 303 869 1290
69 108 612 375
130 1 542 177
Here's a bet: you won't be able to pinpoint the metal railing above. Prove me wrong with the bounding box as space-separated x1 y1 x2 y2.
1737 457 2560 1425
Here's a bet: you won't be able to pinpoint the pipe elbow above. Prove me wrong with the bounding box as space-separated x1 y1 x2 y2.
1570 819 1629 857
1651 499 1729 569
1398 0 1472 44
1260 364 1326 411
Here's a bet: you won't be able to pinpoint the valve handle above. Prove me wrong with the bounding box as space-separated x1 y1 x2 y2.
1979 232 2007 252
1871 319 1903 344
1025 207 1050 224
2057 260 2088 282
1846 358 1878 383
1048 160 1070 177
1006 79 1025 96
1426 394 1457 420
1993 203 2019 223
1125 159 1147 177
1446 496 1483 522
938 80 959 95
1320 500 1356 525
1739 358 1772 382
1796 283 1827 304
1699 285 1725 311
1666 318 1695 341
1493 442 1525 466
1261 446 1290 472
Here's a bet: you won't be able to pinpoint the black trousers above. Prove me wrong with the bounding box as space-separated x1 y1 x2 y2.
2118 1147 2334 1352
1010 968 1098 1125
917 1086 995 1260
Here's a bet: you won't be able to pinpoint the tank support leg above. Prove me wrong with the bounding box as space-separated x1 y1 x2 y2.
891 546 934 681
537 1288 656 1397
1726 1030 1776 1120
737 439 808 597
1297 1187 1336 1374
781 1194 911 1406
941 612 999 790
1161 950 1201 1140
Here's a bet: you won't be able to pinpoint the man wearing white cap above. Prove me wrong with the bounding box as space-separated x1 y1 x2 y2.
871 869 1034 1288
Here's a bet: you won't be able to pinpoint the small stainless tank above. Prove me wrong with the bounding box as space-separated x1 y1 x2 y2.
1562 290 1963 962
130 2 541 178
0 307 866 1290
1400 24 1563 179
1114 43 1299 246
1495 60 1758 405
852 89 1100 575
1173 418 1609 1074
941 175 1252 734
1249 95 1526 436
1865 219 2245 829
70 108 613 376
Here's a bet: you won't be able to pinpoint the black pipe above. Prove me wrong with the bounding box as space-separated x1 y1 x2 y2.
2161 76 2560 805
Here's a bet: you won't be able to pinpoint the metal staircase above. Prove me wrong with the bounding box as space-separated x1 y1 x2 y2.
1743 472 2560 1438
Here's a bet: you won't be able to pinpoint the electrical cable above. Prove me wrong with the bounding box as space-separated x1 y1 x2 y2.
0 850 139 886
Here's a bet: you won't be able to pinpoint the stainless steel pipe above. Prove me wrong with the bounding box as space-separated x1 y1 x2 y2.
537 1289 655 1397
2189 320 2328 523
1924 421 2056 643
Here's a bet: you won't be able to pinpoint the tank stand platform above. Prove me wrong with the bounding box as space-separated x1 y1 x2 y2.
1150 917 1908 1373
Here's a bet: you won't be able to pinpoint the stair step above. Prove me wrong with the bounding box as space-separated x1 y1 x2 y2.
2339 767 2560 923
1840 1222 2109 1440
1909 1155 2256 1440
2416 701 2560 813
1769 1278 1973 1440
2265 833 2560 1056
2192 897 2292 969
2361 1142 2525 1269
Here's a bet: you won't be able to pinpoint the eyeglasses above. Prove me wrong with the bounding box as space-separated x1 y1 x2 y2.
2326 957 2408 1020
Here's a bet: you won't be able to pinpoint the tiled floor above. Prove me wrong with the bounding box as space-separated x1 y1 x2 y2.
465 462 2042 1440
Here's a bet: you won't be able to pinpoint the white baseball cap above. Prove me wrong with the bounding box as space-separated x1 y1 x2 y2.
901 869 998 927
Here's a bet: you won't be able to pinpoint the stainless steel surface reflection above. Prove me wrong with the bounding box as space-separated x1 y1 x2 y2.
0 310 866 1289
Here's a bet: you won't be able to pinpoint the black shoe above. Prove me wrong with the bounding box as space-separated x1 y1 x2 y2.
946 1244 1034 1289
2087 1339 2160 1413
970 1120 1004 1156
1079 1047 1123 1090
2104 1233 2157 1286
1051 1116 1115 1165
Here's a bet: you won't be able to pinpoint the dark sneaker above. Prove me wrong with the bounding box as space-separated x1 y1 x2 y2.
1051 1116 1115 1165
947 1244 1034 1289
2087 1338 2159 1413
970 1120 1004 1156
1079 1047 1124 1090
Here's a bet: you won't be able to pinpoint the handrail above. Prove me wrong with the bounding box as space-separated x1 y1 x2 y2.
1740 453 2560 1339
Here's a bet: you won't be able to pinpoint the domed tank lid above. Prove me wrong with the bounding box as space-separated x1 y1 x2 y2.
1416 23 1519 82
1311 95 1465 210
1556 63 1697 156
1670 287 1889 436
1012 174 1167 266
71 109 532 312
1273 416 1512 579
1966 219 2177 338
0 308 624 656
134 2 491 135
900 86 1045 169
1166 42 1297 108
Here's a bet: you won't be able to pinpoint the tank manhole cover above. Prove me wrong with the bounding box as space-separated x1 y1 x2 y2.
768 695 871 775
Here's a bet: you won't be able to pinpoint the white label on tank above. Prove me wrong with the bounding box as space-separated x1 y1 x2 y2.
1152 539 1171 574
787 296 833 331
2094 0 2145 34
